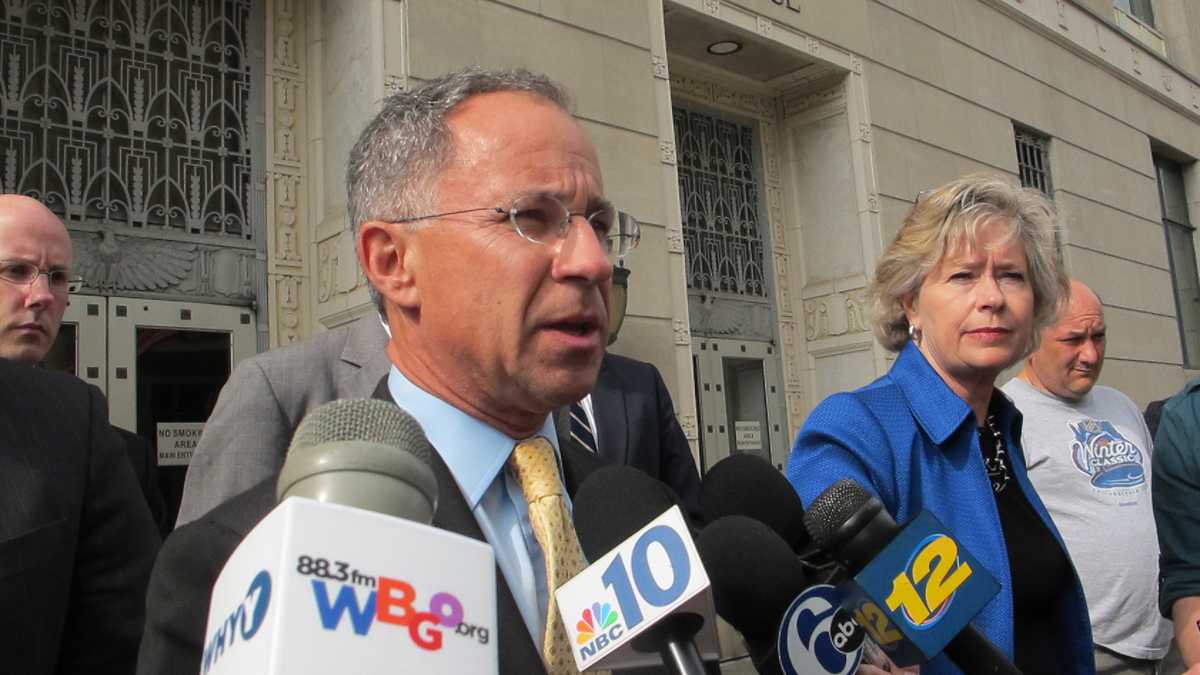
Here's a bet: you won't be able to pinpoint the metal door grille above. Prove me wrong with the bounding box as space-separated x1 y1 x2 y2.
0 0 255 239
673 105 767 298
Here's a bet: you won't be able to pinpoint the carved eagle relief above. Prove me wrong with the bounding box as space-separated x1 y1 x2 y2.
74 230 197 291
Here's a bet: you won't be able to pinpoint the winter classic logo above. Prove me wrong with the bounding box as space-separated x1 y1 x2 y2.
1070 419 1145 488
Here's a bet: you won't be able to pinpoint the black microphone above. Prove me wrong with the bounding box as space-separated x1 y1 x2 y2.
805 480 1022 675
695 515 809 675
699 453 810 552
573 465 710 675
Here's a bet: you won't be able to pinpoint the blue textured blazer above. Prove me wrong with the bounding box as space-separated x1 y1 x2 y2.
787 343 1094 674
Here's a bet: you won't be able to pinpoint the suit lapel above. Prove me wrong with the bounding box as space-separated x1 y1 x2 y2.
370 377 546 674
590 355 629 466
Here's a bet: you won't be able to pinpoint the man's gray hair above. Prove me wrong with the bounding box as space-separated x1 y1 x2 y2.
346 67 571 315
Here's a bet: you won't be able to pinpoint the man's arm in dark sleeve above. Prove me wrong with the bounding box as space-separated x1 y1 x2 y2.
58 385 161 675
137 514 246 675
1154 396 1200 667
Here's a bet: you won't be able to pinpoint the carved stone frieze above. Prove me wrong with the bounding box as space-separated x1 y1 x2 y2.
679 414 698 441
784 352 803 390
766 186 785 241
272 172 301 263
702 0 720 16
850 57 863 75
72 230 256 301
756 17 773 36
674 319 691 346
761 119 780 182
669 72 772 119
666 224 685 254
651 54 669 80
274 0 299 71
276 274 302 343
786 391 805 428
274 77 299 163
804 290 873 340
688 295 774 341
859 123 872 143
803 299 826 341
316 230 363 302
268 0 308 346
73 231 196 292
845 289 869 335
384 75 406 95
774 254 792 317
659 140 677 165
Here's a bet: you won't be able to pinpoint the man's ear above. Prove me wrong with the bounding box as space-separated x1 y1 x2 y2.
358 221 421 310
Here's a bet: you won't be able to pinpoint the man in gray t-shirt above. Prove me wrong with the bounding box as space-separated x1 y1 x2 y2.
1002 280 1170 675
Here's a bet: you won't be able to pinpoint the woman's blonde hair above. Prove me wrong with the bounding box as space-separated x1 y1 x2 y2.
869 173 1068 353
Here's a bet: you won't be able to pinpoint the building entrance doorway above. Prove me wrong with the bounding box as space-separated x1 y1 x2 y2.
44 296 256 527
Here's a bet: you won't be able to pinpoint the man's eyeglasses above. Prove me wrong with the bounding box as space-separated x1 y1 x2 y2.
0 260 83 293
386 194 641 259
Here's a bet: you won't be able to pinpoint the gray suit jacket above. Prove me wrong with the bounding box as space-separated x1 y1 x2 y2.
175 315 391 525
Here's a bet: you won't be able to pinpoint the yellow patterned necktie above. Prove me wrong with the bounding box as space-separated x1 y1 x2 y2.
509 437 590 675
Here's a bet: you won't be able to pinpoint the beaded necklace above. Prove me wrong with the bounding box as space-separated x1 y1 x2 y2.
979 413 1011 493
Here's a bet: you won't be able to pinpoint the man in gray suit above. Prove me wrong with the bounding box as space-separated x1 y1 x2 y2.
175 312 390 524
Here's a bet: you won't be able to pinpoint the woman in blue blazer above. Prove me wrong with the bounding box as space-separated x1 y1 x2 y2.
788 174 1093 675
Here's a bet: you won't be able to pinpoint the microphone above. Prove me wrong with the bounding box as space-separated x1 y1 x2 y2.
200 399 498 675
696 516 865 675
276 397 438 520
699 453 810 552
559 465 718 674
805 480 1021 675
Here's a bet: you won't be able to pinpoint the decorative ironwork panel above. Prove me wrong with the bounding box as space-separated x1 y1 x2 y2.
673 105 767 298
1015 126 1053 196
0 0 254 239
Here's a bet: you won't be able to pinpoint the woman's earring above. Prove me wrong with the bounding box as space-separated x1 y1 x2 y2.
908 323 922 345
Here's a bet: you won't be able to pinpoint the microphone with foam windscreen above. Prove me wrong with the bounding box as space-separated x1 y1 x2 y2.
277 398 439 521
558 465 719 674
200 399 498 675
805 479 1022 675
699 453 810 551
697 515 866 675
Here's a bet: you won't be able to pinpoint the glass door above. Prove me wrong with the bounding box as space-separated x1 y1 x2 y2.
45 297 256 527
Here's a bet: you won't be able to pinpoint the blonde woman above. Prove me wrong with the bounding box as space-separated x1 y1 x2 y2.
788 175 1094 674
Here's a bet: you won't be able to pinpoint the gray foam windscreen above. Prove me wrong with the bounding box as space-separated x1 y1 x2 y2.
287 398 434 468
802 478 873 551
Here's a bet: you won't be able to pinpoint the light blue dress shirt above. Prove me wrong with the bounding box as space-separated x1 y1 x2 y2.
387 366 570 648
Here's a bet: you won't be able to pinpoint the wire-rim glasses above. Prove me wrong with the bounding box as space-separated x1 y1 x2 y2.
0 259 83 294
386 194 641 260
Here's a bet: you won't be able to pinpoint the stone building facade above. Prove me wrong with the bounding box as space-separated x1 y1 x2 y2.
3 0 1199 524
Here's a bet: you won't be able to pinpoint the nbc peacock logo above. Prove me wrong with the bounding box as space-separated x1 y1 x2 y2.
575 602 624 661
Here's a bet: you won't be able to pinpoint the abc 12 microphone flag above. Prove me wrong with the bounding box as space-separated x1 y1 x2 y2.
840 511 1000 667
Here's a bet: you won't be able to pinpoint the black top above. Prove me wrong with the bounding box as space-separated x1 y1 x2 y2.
978 419 1071 675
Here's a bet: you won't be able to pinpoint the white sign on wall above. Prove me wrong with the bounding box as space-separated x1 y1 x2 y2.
734 421 762 452
157 422 204 466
